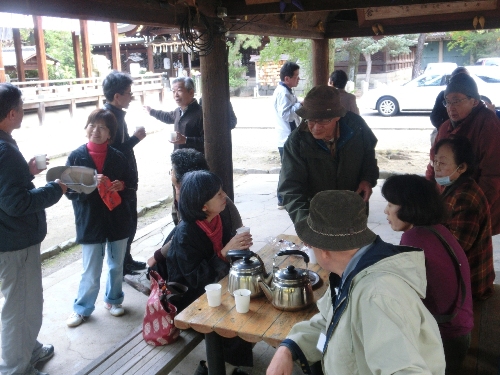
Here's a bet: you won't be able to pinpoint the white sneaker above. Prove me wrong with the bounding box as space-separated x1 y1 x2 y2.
105 303 125 317
66 312 86 327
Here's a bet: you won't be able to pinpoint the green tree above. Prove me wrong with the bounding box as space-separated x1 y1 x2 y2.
227 34 261 88
448 29 500 62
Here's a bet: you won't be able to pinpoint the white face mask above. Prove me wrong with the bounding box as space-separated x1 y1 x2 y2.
435 167 459 186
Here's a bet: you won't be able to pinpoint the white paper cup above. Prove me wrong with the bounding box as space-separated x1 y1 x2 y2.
35 154 46 169
236 226 250 235
205 283 222 307
170 131 178 142
136 126 145 132
303 246 317 264
234 288 251 313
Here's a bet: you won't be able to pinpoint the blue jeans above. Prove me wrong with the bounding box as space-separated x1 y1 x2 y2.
73 238 128 317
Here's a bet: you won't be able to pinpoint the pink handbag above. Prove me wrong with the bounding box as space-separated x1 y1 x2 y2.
142 270 180 346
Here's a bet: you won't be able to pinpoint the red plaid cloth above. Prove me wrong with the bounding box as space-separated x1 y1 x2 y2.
442 177 495 300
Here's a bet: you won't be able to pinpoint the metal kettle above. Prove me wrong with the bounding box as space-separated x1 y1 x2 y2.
258 250 314 311
227 250 272 298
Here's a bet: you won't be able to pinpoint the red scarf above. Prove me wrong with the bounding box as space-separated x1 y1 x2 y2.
196 214 226 261
86 141 107 173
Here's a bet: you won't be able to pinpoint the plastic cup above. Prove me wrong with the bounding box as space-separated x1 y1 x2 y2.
307 247 317 264
205 283 222 307
35 154 46 169
236 226 250 235
234 288 251 313
136 126 145 132
170 131 178 142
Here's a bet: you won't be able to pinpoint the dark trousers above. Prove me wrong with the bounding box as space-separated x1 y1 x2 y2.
443 333 471 375
277 147 284 205
125 192 138 262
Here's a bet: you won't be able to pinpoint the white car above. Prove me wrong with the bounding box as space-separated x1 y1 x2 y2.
365 72 500 116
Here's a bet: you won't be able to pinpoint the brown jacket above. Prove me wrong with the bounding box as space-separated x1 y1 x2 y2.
338 89 360 115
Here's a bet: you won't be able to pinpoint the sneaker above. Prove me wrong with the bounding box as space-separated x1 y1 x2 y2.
277 204 285 210
66 312 87 327
30 344 54 366
23 365 48 375
123 265 140 276
124 274 151 296
124 259 147 271
105 303 125 317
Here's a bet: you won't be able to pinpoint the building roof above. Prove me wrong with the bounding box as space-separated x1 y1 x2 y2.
1 46 59 67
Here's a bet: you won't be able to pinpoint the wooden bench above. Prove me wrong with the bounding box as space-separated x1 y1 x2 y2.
462 284 500 375
75 327 203 375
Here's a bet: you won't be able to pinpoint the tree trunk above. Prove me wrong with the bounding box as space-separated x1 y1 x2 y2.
348 51 357 82
412 33 426 79
363 53 372 86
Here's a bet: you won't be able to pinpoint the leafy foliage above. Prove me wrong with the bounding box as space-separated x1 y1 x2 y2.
227 34 261 88
448 29 500 61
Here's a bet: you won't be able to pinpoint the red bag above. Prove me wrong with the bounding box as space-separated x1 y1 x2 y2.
97 176 122 211
142 270 180 346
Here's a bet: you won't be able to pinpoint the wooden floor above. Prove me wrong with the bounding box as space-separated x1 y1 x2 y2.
462 285 500 375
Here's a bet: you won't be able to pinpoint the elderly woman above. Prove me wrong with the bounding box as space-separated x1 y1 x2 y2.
425 73 500 235
65 109 133 327
382 174 473 374
433 136 495 300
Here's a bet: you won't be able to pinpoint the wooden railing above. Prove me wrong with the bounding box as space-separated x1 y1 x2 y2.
12 74 166 125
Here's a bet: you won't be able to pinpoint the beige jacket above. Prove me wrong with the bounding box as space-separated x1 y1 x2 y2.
338 89 360 115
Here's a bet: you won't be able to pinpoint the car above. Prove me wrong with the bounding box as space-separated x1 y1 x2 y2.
364 71 500 116
465 65 500 83
424 62 457 75
475 58 500 66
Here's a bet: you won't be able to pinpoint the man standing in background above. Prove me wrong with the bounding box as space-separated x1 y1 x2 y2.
273 61 302 209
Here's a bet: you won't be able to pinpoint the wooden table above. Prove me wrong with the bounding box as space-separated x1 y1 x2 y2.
175 234 330 374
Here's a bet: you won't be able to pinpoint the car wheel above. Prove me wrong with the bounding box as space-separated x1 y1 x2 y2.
377 96 399 116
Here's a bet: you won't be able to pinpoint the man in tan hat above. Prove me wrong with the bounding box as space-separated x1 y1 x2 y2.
266 190 445 375
278 85 378 224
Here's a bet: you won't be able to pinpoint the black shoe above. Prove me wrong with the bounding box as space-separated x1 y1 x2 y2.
125 259 147 271
123 264 140 276
193 360 208 375
232 369 250 375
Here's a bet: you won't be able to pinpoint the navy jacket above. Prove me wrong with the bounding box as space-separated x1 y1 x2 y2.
0 130 63 251
66 144 133 244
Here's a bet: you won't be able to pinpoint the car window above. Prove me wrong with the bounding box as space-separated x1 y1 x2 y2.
416 75 444 87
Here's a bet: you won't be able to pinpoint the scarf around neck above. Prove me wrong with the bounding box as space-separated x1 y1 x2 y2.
196 214 225 261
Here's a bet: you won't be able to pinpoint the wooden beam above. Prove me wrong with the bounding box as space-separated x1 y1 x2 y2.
33 16 48 83
72 32 83 78
0 45 5 83
200 23 234 201
80 20 92 78
13 29 25 82
110 22 122 71
312 39 329 86
147 45 154 73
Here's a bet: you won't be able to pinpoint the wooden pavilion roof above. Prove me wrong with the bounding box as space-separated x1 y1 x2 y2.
0 0 499 40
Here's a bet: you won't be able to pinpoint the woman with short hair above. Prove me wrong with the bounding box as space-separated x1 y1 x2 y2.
433 136 495 300
382 174 473 374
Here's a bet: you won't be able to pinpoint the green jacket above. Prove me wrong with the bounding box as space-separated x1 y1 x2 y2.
278 112 378 224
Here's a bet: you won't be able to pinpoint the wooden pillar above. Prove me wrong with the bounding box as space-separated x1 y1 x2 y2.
0 45 5 83
110 23 121 71
80 20 92 78
13 29 25 82
200 23 233 200
72 32 83 78
147 44 154 72
33 16 48 83
312 39 329 86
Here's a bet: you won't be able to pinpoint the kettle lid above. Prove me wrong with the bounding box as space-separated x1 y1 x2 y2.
233 256 262 271
275 265 308 281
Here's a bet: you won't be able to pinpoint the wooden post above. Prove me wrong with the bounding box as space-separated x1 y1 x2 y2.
0 45 5 83
110 22 122 71
80 20 92 79
13 29 25 82
200 23 233 200
72 32 83 78
312 39 329 86
33 16 49 83
147 44 154 72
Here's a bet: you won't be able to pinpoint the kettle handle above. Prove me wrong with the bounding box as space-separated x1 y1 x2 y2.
226 250 255 259
275 249 310 264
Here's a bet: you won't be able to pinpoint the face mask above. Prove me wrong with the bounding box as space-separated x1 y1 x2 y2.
435 167 459 186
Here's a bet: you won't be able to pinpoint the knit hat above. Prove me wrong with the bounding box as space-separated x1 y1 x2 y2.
296 85 347 119
444 73 480 101
295 190 376 251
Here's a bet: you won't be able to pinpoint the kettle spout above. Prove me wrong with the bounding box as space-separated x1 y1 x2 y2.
258 280 274 302
262 272 273 286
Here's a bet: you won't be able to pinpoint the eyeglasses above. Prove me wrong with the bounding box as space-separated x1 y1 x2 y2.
442 97 470 107
306 119 334 126
123 91 134 97
432 160 450 168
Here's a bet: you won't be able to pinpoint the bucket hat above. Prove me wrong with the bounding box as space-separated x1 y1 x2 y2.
296 85 347 119
46 166 97 194
295 190 376 251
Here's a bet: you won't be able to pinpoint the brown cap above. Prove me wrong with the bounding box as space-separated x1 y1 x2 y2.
296 85 347 119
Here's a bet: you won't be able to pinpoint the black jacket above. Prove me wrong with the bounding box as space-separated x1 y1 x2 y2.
65 144 133 244
0 130 63 251
150 99 204 154
166 211 234 312
104 103 140 189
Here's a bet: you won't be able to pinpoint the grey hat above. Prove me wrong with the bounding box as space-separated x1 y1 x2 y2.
295 190 376 251
46 166 97 194
296 85 347 119
444 73 480 101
